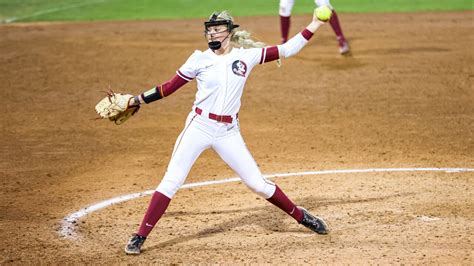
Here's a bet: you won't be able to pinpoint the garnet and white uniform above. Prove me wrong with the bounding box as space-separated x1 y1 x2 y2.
155 30 314 199
125 26 330 255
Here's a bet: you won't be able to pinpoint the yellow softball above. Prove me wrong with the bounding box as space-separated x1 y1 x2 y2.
315 6 332 22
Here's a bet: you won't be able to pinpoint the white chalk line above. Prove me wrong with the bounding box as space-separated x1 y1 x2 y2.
2 0 108 24
59 167 473 239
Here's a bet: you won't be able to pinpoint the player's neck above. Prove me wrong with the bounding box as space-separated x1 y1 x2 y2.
213 44 233 56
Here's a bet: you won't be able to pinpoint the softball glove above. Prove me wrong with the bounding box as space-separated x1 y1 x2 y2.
95 89 140 125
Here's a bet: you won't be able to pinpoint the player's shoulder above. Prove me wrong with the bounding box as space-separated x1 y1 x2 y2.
183 50 206 64
237 47 262 52
189 49 204 58
236 47 265 60
234 46 263 55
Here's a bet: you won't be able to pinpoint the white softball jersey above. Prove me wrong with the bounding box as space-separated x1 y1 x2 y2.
177 47 263 116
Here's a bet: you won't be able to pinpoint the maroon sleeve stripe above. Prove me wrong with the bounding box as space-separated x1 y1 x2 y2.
301 29 314 40
259 48 266 65
263 46 280 63
177 70 193 81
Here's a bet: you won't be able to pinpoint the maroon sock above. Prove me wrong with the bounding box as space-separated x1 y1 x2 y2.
280 15 290 43
329 10 346 45
267 185 303 222
137 191 171 237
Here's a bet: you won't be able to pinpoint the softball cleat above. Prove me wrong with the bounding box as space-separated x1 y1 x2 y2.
339 41 350 55
124 234 146 255
298 207 329 234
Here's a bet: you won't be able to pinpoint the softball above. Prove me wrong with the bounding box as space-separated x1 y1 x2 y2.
315 6 332 22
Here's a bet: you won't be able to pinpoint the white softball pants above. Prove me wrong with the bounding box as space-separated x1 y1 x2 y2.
156 110 276 199
279 0 333 16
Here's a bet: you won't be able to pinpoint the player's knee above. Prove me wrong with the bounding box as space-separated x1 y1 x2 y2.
156 169 187 198
156 180 178 198
244 177 276 199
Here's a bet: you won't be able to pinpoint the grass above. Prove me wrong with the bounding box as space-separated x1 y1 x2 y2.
0 0 472 23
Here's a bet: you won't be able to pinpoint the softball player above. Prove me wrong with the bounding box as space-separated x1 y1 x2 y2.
124 10 329 255
280 0 350 54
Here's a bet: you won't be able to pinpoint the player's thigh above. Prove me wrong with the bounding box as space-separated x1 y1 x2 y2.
168 124 209 173
213 132 260 178
213 132 275 198
315 0 333 9
157 119 211 197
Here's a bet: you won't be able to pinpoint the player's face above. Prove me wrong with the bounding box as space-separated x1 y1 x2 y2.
205 25 229 42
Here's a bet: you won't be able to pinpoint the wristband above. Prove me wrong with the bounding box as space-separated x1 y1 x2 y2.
141 86 163 104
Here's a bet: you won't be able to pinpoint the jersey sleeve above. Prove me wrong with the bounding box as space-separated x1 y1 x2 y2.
251 29 315 65
244 47 281 66
177 50 201 81
244 48 264 67
277 29 314 59
259 46 280 64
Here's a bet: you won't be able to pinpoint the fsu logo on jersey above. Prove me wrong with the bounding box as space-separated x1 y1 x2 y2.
232 60 247 77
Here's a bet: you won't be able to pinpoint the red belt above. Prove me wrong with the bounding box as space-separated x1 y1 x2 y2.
195 107 237 123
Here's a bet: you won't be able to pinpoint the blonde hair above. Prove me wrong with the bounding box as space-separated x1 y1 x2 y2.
209 10 267 49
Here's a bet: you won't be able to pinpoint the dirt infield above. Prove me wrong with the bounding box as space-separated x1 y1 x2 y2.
0 11 473 264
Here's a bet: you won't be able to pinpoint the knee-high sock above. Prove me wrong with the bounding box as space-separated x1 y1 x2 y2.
267 185 303 222
280 15 291 43
137 191 171 237
329 10 346 44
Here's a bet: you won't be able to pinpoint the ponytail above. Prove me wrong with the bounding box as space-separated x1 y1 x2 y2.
231 30 267 49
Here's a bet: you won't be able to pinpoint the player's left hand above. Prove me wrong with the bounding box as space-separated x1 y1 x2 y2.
95 89 140 125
